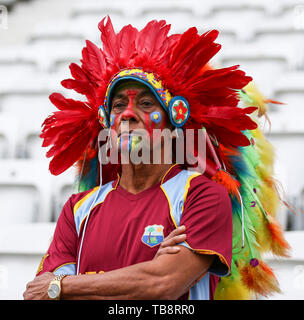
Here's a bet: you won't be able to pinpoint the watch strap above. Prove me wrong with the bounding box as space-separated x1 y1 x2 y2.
54 274 67 282
48 274 67 300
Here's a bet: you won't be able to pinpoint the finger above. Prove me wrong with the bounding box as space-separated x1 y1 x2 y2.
160 246 181 254
26 280 34 291
163 226 186 241
161 234 187 248
161 234 186 247
155 246 181 258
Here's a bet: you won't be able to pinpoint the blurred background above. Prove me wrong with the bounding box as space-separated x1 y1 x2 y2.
0 0 303 300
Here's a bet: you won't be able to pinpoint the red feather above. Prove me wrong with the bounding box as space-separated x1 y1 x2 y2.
117 24 138 66
48 129 95 176
136 20 170 60
98 16 119 69
41 93 100 175
61 63 97 106
182 30 221 79
69 62 89 81
40 123 75 148
48 93 89 112
81 40 108 86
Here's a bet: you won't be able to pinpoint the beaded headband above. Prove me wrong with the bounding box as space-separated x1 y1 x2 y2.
98 68 190 128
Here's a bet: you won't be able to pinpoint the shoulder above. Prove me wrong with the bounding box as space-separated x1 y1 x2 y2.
184 170 231 212
55 187 99 223
162 168 230 204
71 181 116 214
70 186 99 207
58 187 98 218
162 168 231 213
189 172 230 197
69 177 118 205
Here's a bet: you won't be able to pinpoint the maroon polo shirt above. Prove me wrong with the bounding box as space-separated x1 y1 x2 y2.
37 164 232 299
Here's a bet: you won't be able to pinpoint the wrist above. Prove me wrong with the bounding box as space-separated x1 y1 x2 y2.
47 274 67 300
59 274 70 299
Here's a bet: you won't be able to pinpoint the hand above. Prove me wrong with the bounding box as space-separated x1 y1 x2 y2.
23 272 54 300
154 225 187 259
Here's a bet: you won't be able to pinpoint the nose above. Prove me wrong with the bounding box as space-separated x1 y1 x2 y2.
121 108 138 122
118 89 139 123
120 97 139 122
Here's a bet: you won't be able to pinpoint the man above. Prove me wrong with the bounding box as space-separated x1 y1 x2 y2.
24 17 288 300
24 79 232 300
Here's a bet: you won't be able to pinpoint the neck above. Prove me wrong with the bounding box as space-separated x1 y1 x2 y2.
119 163 173 194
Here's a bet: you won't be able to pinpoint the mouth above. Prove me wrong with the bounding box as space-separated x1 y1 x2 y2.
118 130 134 138
116 130 144 152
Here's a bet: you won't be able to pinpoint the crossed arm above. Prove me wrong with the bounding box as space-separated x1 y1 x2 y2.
23 226 214 300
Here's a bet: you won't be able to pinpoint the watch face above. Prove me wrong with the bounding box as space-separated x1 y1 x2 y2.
48 283 60 299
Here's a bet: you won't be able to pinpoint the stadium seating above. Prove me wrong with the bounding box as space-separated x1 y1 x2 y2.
0 159 53 224
50 166 76 221
0 113 19 158
0 223 56 299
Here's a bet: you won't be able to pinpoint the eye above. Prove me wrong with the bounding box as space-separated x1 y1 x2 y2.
139 99 155 109
112 102 126 112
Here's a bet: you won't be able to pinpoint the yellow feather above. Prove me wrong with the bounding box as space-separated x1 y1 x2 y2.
214 277 252 300
243 82 268 117
258 182 280 216
253 128 274 168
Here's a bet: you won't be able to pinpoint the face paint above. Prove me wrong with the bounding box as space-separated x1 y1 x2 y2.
144 112 154 137
113 89 139 150
110 114 116 127
148 110 168 148
126 89 138 104
111 85 168 153
145 108 168 140
121 133 130 151
117 90 140 152
117 133 141 152
117 89 139 122
150 111 162 124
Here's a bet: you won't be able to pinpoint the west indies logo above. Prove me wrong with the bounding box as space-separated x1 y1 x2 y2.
141 224 164 248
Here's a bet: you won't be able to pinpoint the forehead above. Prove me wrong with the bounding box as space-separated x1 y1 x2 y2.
112 81 155 98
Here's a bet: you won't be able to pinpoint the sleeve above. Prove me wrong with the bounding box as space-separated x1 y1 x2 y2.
36 195 78 276
179 176 233 277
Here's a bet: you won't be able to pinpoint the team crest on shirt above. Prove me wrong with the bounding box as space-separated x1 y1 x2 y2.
142 225 164 248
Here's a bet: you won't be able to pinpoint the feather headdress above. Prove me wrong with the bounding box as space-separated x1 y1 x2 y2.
40 16 290 299
41 16 255 178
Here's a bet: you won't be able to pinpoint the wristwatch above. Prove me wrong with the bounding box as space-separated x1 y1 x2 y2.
47 274 67 300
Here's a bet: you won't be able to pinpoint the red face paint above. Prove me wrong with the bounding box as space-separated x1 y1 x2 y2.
144 112 153 137
118 89 138 122
113 113 119 127
114 89 139 152
160 117 166 130
121 134 130 151
126 89 138 107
